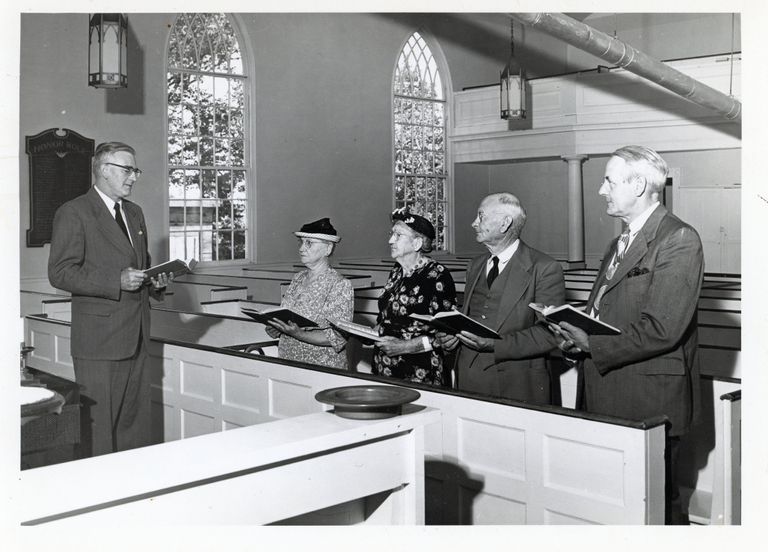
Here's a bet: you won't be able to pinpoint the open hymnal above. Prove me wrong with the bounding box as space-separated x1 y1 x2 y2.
240 306 318 328
144 258 198 279
328 318 385 342
409 311 501 340
528 303 621 336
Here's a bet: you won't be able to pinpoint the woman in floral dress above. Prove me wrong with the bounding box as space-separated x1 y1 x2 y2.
373 208 457 386
265 218 354 369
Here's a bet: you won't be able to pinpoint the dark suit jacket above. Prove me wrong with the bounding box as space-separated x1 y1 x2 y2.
455 241 565 403
582 205 704 436
48 186 156 360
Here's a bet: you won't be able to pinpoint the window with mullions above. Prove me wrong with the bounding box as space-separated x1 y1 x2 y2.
167 13 248 262
393 32 448 250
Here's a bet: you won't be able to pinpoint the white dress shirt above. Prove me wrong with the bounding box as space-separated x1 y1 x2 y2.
94 185 133 246
486 238 520 277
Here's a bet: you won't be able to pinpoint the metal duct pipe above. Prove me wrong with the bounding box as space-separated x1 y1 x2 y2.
511 13 741 121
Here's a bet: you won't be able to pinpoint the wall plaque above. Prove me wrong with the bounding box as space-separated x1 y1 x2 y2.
25 128 95 247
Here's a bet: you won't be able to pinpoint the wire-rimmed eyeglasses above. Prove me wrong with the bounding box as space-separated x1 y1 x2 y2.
297 238 325 249
104 162 143 178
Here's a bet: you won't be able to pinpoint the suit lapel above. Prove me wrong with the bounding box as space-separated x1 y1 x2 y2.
603 237 647 293
494 242 532 329
602 205 667 294
587 251 612 312
462 255 487 314
86 188 137 260
123 202 145 268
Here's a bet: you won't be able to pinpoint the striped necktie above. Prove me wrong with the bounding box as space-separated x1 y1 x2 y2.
593 230 630 316
605 230 630 281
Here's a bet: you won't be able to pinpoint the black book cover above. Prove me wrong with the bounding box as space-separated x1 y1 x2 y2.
240 307 318 328
528 303 620 336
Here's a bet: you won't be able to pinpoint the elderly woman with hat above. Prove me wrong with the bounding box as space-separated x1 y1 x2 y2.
374 207 457 386
264 218 354 369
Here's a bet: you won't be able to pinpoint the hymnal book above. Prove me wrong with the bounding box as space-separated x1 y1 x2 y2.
528 303 621 336
328 318 385 343
144 258 198 279
240 306 318 328
409 311 501 340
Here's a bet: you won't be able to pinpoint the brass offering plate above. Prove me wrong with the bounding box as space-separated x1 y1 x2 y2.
314 385 420 419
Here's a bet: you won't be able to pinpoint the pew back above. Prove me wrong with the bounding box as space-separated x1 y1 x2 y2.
147 340 665 524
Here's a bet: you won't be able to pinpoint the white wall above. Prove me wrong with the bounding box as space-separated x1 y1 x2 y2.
18 13 741 283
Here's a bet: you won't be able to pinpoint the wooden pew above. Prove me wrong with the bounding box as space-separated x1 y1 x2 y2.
152 280 248 311
24 309 278 381
709 389 741 525
21 289 71 318
680 380 741 525
174 272 290 303
246 265 377 289
23 313 666 525
40 298 72 321
19 408 438 526
40 312 760 525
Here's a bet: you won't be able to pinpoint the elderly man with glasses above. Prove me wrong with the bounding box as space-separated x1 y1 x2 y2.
48 141 171 458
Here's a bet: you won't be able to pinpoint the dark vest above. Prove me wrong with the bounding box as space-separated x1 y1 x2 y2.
466 261 511 327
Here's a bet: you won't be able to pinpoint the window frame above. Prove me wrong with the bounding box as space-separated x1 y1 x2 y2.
164 12 253 266
391 28 454 252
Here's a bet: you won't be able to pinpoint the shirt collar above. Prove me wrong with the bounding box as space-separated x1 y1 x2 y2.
489 239 520 267
94 185 120 212
627 202 660 237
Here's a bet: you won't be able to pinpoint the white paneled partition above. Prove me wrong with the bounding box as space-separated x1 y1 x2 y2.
149 340 665 524
20 408 437 526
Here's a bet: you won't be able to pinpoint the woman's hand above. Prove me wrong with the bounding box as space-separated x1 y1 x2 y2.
377 336 421 356
267 318 302 338
434 331 459 351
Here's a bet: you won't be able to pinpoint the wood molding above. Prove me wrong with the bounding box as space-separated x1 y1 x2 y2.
452 55 741 162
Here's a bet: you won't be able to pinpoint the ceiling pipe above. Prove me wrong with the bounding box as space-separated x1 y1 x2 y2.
511 13 741 122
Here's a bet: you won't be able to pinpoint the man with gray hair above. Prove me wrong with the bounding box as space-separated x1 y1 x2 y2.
553 145 704 524
49 142 171 457
438 192 565 404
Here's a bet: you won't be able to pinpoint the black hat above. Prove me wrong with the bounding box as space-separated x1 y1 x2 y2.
391 207 436 240
294 217 341 243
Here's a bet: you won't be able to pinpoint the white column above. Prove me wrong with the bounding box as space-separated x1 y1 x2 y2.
561 154 589 267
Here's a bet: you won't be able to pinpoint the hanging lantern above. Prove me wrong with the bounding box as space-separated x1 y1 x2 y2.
88 13 127 88
500 19 526 120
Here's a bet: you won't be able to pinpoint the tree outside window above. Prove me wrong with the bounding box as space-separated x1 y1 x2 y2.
393 32 449 250
167 13 248 262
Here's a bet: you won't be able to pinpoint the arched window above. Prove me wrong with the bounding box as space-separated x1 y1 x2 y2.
393 31 449 250
167 13 248 262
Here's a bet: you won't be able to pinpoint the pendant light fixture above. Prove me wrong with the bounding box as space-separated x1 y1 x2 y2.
88 13 128 88
500 18 526 120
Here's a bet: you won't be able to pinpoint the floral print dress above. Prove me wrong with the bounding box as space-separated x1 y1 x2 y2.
373 257 457 386
265 268 354 369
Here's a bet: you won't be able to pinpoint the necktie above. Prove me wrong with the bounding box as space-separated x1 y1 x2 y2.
114 202 131 243
487 256 499 288
593 230 630 316
605 230 630 281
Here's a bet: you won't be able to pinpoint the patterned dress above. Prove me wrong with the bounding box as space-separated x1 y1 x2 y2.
373 257 457 386
265 268 354 369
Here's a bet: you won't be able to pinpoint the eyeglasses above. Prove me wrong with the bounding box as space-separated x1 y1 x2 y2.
104 162 143 178
298 239 324 249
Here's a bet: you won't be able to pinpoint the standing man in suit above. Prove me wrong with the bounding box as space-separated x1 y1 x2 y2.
554 145 704 524
437 193 565 404
48 142 170 457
